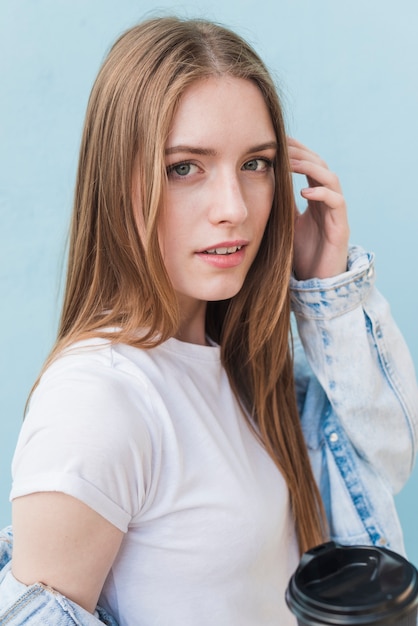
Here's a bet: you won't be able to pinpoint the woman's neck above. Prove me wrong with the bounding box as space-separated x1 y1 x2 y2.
175 297 208 345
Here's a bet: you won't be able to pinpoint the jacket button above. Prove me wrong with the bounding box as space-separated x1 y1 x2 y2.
329 432 339 443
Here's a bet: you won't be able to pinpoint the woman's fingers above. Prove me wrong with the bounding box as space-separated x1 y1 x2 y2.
300 185 345 211
290 158 342 194
288 137 350 279
287 137 327 166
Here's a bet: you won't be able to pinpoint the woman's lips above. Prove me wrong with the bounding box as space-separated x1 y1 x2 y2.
196 241 248 268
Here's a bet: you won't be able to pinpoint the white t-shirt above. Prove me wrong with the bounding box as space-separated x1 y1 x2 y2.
11 337 298 625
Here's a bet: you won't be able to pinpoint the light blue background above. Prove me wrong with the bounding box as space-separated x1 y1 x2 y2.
1 0 417 564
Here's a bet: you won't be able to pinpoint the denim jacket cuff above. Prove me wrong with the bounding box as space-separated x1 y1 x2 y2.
290 245 375 320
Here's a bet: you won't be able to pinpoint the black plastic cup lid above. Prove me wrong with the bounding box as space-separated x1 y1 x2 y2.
286 542 418 625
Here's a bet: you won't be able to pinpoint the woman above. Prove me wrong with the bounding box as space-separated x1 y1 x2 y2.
0 16 417 626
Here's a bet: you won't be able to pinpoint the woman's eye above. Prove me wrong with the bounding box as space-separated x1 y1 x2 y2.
167 162 198 178
242 158 272 172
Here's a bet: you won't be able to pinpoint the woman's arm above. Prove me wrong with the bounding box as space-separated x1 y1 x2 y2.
7 350 154 624
12 492 123 614
288 139 418 491
291 248 418 492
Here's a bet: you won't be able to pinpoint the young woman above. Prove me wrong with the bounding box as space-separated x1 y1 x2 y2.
1 16 417 626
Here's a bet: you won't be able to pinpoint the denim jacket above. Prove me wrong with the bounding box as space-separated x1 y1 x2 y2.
1 246 417 625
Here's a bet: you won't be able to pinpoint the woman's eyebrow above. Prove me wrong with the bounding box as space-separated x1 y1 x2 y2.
165 146 217 156
248 141 278 152
165 141 278 156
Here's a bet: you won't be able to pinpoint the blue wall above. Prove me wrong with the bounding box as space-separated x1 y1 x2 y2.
1 0 418 562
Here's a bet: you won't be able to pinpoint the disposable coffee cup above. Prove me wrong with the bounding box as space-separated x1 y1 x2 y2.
286 541 418 625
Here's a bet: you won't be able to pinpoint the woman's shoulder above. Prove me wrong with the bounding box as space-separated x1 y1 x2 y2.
26 338 161 444
38 337 154 396
13 338 163 528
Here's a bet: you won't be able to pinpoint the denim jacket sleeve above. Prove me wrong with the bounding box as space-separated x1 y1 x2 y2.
0 527 119 625
291 245 418 553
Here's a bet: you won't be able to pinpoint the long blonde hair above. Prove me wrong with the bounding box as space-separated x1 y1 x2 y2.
48 17 326 553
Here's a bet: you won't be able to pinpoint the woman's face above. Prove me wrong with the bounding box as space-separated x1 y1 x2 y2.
159 76 276 335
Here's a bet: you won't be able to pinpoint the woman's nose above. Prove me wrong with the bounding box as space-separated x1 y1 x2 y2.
207 172 248 225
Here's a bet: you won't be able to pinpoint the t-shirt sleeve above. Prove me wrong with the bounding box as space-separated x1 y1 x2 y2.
10 350 155 532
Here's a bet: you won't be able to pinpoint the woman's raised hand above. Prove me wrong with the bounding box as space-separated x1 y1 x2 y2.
288 137 350 281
